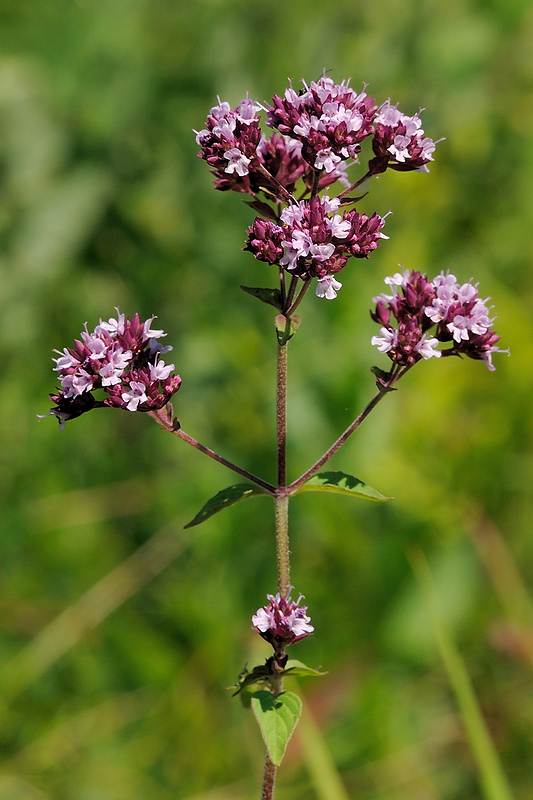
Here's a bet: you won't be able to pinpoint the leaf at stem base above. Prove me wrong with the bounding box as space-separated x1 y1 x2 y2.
274 313 301 345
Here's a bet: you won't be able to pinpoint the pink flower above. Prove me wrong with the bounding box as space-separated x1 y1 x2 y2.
372 101 442 172
252 590 314 649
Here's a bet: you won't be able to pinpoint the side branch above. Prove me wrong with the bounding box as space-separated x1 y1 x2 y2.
287 383 396 494
148 409 276 494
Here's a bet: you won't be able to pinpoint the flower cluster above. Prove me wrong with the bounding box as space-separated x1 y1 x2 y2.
194 96 264 194
267 75 378 172
371 101 437 173
371 269 508 371
196 74 439 194
252 591 314 649
256 132 349 195
245 194 388 299
43 310 181 428
196 73 441 303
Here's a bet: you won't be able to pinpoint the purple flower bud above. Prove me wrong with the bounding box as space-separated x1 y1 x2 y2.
244 218 285 264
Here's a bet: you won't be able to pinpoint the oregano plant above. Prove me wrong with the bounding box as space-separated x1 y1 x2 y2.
42 72 508 799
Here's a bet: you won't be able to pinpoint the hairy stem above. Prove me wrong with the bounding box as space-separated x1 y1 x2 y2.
275 493 290 597
287 280 311 317
284 275 299 314
276 339 291 597
277 341 287 488
337 166 378 202
261 754 277 800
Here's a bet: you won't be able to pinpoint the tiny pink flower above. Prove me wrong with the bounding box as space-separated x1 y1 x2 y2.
316 275 343 299
252 590 314 650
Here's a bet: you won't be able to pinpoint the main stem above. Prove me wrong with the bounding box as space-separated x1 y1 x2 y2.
261 335 291 800
261 755 277 800
276 338 290 598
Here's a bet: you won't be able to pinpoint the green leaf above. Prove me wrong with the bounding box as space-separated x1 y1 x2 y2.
274 313 301 345
371 365 396 393
409 548 515 800
184 483 269 529
282 659 328 679
240 285 283 310
231 663 273 700
293 470 392 502
243 199 279 221
251 690 302 766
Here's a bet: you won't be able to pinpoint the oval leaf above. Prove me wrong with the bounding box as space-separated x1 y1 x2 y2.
251 690 302 766
184 484 269 529
294 470 392 502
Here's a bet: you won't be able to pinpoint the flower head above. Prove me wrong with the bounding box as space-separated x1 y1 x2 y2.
195 74 441 311
267 74 377 172
252 590 314 650
371 269 508 370
42 310 181 428
196 74 441 197
195 95 263 193
371 101 442 173
244 195 388 298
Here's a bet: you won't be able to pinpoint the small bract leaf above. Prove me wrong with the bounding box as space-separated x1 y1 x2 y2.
274 313 301 345
231 664 273 697
243 199 279 221
251 690 302 766
338 191 368 205
184 484 269 529
283 659 328 678
294 470 392 502
241 285 283 310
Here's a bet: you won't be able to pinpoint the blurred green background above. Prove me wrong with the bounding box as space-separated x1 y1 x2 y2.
1 0 533 798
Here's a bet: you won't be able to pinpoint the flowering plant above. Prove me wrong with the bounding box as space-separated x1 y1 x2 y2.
43 72 507 799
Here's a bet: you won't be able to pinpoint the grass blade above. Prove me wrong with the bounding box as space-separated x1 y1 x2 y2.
409 547 515 800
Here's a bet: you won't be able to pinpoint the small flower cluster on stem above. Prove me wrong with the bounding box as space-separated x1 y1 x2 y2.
43 310 182 428
245 194 388 302
252 590 314 657
371 268 508 378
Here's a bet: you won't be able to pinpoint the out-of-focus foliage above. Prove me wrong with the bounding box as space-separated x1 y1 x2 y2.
1 0 533 798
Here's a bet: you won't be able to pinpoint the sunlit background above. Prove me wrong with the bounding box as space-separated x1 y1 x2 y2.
1 0 533 798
